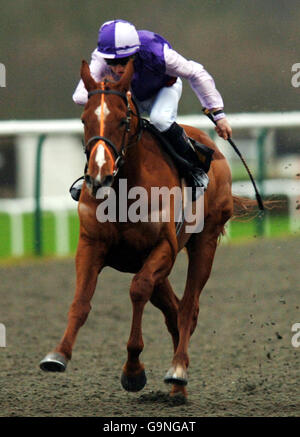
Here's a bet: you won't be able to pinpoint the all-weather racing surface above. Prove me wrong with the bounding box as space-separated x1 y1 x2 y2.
0 236 299 417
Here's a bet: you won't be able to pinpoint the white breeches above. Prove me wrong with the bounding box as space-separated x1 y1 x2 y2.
134 78 182 132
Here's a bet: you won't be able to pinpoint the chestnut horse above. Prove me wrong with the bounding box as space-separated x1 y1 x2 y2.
40 59 234 397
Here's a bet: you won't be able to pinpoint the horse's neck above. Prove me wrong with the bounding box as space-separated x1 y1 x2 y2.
121 141 143 186
122 132 166 186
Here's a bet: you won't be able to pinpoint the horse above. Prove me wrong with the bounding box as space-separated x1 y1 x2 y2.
39 58 238 397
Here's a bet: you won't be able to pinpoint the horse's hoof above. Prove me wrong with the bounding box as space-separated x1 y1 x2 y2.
164 365 188 386
121 369 147 392
39 352 68 372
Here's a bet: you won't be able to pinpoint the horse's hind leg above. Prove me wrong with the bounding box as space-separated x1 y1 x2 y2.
39 235 106 372
121 239 175 392
164 220 226 394
150 279 187 397
150 279 179 352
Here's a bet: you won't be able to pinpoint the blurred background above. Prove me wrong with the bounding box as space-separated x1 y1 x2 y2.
1 0 299 117
0 0 299 258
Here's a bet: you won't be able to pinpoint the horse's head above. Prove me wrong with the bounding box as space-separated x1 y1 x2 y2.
80 59 137 197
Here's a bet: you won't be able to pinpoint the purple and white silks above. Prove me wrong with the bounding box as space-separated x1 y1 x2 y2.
73 31 224 130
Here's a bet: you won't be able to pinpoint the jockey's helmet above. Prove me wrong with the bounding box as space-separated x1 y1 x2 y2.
97 20 141 59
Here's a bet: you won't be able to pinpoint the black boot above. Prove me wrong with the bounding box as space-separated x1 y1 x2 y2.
162 122 210 194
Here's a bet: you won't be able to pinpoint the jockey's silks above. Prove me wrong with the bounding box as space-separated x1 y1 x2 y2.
131 31 175 101
73 31 224 111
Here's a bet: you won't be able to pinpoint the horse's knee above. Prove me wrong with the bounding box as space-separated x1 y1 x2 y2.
130 275 154 303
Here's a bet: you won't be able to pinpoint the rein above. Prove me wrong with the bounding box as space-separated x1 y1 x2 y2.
83 82 142 178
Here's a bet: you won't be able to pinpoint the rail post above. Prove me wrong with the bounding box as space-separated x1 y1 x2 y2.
34 134 46 256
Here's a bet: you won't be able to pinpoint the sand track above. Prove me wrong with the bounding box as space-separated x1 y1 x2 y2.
0 237 299 416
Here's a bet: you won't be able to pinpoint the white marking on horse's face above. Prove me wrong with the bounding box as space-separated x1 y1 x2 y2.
94 102 110 121
93 102 110 180
95 145 106 181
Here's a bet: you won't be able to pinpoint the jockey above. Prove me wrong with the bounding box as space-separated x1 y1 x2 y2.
70 19 232 200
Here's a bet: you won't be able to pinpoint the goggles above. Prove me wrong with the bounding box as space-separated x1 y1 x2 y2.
104 56 133 66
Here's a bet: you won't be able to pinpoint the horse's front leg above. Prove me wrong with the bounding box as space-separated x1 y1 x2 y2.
121 239 176 392
40 233 106 372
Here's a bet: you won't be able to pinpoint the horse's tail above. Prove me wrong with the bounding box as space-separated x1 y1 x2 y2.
232 195 284 221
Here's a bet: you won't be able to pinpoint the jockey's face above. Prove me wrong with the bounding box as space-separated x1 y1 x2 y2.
110 64 126 77
105 56 132 77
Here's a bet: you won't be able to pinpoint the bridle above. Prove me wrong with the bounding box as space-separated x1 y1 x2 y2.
82 82 142 178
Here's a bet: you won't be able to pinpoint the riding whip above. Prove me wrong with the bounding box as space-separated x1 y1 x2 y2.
202 108 264 211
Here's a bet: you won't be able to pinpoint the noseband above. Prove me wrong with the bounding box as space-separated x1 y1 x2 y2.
83 85 141 177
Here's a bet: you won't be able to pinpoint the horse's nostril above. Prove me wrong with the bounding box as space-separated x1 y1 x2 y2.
102 175 114 187
85 174 114 197
92 176 113 195
90 182 99 198
85 174 91 184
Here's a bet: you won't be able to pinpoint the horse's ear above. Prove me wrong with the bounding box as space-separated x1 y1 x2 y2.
80 60 97 92
117 58 135 92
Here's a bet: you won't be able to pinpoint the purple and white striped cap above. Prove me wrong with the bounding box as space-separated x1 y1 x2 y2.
97 19 141 59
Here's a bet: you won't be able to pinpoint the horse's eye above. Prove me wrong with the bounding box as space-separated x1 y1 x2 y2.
81 119 85 125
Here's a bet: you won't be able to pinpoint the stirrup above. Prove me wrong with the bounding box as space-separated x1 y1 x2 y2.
69 176 84 201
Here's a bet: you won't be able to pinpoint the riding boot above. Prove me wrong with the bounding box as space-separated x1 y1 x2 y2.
162 122 210 196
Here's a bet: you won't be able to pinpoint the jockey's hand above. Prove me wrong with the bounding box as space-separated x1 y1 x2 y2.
215 117 232 140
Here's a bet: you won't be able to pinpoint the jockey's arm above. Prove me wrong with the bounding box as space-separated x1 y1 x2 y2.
72 49 109 105
212 110 232 140
164 46 232 140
